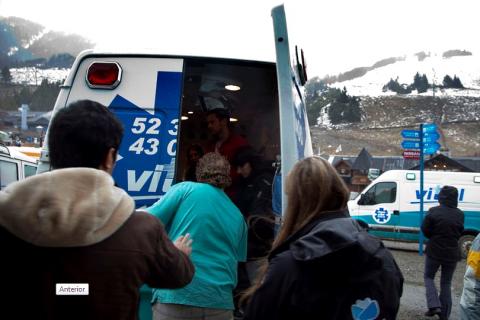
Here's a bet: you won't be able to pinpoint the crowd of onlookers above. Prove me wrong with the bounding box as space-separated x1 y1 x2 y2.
0 99 478 320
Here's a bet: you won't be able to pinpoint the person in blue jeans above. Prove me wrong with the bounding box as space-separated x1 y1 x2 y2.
421 185 464 320
147 152 248 320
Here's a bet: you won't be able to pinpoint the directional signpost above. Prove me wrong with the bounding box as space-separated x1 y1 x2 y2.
423 132 440 143
400 123 441 255
401 129 420 139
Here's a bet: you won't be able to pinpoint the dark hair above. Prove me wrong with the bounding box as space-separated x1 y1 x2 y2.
187 144 204 158
48 100 124 169
241 157 349 305
206 108 230 122
232 146 260 169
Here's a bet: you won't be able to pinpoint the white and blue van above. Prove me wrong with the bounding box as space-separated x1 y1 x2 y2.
37 5 312 212
37 6 312 319
348 170 480 258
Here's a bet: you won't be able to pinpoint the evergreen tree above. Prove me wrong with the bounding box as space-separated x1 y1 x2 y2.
305 77 329 125
413 72 422 90
338 87 349 103
15 86 32 105
305 77 327 103
327 87 361 124
30 79 62 111
46 53 75 68
306 86 341 126
443 75 453 87
420 74 429 93
412 73 429 93
383 78 411 94
442 74 464 89
452 75 464 89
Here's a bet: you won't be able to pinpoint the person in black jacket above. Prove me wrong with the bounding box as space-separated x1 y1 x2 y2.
242 156 403 320
231 146 275 318
233 146 275 266
421 185 464 320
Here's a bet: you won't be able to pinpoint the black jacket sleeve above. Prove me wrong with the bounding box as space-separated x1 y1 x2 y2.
421 210 434 239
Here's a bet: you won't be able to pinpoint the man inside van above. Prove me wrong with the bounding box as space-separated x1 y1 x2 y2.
0 100 194 320
206 108 248 197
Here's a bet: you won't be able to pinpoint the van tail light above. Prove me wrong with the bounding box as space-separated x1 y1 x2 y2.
86 62 122 89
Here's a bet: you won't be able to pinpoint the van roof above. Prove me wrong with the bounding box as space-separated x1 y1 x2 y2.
6 147 39 164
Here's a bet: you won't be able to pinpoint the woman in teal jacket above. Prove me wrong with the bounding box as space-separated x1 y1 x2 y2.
147 152 248 320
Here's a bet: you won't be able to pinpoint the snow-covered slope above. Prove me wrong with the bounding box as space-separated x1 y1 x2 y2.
10 67 69 85
331 53 480 97
10 68 70 85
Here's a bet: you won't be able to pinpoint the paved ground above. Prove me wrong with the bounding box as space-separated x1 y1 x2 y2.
385 241 466 320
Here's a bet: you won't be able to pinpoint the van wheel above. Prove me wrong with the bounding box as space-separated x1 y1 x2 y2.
459 234 475 259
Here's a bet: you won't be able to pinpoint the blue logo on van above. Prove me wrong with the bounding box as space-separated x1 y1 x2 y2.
412 186 465 204
373 208 390 224
109 71 182 208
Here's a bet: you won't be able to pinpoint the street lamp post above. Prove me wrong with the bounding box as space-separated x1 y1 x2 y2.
36 125 44 146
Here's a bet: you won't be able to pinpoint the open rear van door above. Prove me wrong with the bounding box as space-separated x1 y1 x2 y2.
271 5 313 217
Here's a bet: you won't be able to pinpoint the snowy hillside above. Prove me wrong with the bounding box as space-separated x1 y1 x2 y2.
312 51 480 157
10 67 69 85
330 52 480 97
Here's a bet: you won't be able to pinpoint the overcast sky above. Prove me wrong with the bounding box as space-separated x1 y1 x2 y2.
1 0 478 77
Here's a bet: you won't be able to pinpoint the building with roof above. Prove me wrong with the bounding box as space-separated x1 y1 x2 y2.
327 148 480 192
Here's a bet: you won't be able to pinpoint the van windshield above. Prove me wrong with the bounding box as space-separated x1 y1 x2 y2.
363 182 397 205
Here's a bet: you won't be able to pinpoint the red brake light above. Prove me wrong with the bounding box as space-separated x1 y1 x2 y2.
86 62 122 89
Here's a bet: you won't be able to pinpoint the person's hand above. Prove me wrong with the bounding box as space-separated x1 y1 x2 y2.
174 233 193 256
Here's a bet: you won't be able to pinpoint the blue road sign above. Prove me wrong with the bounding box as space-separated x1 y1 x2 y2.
422 123 437 133
402 141 440 152
424 142 441 150
401 129 420 139
401 141 420 149
424 146 439 155
423 131 440 142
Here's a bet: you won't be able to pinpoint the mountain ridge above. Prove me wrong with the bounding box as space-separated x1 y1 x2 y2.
0 16 94 68
322 50 474 85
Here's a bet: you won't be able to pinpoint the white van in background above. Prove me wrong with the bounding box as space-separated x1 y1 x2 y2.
348 170 480 258
0 144 38 190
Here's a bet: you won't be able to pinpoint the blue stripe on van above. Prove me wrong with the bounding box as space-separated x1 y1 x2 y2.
353 210 480 241
154 72 182 111
410 201 480 205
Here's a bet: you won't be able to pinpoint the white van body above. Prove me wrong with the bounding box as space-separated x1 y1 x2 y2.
348 170 480 256
37 5 312 213
0 144 38 190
